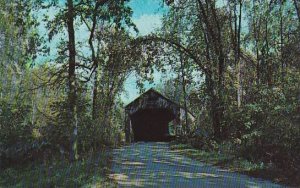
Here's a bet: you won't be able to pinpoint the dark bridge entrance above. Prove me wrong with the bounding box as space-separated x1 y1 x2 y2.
131 108 174 141
124 89 194 143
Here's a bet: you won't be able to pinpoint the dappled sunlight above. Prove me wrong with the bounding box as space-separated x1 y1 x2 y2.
169 149 185 154
246 185 261 188
246 181 262 188
169 156 185 161
121 161 145 166
131 152 141 156
109 173 145 187
110 142 283 187
109 173 129 181
109 173 158 187
217 169 232 172
178 172 222 179
153 159 174 165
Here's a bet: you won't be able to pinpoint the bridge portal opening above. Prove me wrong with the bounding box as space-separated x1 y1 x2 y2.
130 108 175 142
125 88 194 143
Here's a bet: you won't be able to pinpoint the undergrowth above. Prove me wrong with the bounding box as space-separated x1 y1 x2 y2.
0 150 116 188
169 141 299 186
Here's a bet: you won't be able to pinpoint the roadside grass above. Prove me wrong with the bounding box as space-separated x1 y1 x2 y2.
0 150 116 188
170 143 233 165
169 142 299 186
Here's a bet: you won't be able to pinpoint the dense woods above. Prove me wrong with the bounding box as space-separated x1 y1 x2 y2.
0 0 299 185
0 0 139 166
154 0 300 180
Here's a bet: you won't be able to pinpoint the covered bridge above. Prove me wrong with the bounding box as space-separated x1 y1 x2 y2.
124 88 194 143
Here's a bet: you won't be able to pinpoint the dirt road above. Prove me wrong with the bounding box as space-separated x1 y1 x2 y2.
110 142 283 188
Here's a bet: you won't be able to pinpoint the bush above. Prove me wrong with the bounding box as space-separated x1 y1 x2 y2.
224 82 300 171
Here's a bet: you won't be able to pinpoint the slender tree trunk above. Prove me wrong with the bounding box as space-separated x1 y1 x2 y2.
236 0 242 108
92 69 98 120
256 41 260 84
66 0 78 161
231 0 242 108
88 2 100 121
31 93 36 125
196 0 224 141
180 55 189 135
254 7 261 84
206 75 221 141
265 18 272 86
294 0 300 23
202 23 221 140
237 62 242 107
280 0 285 82
217 60 225 140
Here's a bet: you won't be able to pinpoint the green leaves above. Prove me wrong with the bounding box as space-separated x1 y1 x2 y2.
246 103 262 113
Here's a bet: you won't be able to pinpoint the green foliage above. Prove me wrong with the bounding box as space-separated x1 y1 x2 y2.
0 150 115 187
158 0 300 184
228 84 299 170
0 0 300 186
0 0 138 167
0 98 36 167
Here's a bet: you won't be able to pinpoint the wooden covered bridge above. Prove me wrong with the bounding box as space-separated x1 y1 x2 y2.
124 88 194 142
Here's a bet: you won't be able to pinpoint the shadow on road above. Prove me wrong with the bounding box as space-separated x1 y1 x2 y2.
110 142 283 188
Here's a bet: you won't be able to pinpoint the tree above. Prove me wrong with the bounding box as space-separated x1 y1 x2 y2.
149 0 230 140
158 0 300 172
77 0 136 120
142 0 299 144
37 0 137 160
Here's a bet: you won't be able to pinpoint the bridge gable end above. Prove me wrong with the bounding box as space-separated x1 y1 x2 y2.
125 88 180 116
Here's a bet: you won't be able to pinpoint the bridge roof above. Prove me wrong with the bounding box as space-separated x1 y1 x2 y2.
125 88 195 118
125 88 177 108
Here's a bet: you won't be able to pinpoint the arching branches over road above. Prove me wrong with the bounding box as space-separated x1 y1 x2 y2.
134 35 211 77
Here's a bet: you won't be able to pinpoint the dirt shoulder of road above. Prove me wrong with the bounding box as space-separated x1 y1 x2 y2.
169 142 299 187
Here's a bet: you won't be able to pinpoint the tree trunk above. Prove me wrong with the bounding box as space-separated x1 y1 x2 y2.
92 69 98 120
217 53 225 140
180 55 189 135
265 20 272 86
280 0 285 81
66 0 78 161
196 0 224 141
231 0 243 108
206 75 221 141
88 2 100 120
294 0 300 23
254 14 261 84
237 0 242 108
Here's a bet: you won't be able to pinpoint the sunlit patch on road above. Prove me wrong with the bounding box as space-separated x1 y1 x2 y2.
111 142 284 187
122 161 145 166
